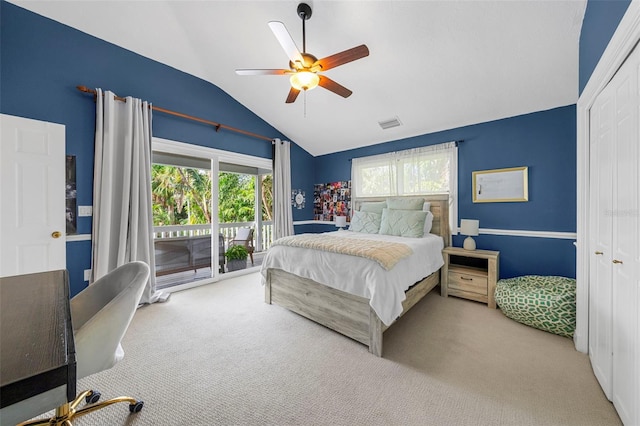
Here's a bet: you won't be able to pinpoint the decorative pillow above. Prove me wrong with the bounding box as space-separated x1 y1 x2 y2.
349 211 382 234
379 208 427 238
360 201 387 214
422 202 431 212
423 211 434 236
386 197 425 211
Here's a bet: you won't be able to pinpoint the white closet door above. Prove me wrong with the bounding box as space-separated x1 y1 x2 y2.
589 45 640 426
588 83 614 399
610 47 640 426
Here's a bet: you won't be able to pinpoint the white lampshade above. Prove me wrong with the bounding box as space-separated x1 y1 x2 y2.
290 71 320 91
335 216 347 229
460 219 479 236
460 219 479 251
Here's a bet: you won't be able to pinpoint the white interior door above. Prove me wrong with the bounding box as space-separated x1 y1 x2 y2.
609 47 640 426
588 45 640 426
588 83 614 399
0 114 66 277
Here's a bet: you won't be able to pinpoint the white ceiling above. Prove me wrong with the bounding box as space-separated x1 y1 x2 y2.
10 1 586 156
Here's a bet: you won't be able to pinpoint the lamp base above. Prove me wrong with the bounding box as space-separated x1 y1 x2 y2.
463 236 476 251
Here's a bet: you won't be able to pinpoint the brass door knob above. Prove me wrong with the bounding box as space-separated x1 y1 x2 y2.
51 231 62 238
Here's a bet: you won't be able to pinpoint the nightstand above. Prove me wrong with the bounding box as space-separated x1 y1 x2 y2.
441 246 500 308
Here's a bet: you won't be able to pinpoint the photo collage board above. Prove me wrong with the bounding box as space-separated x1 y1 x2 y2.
313 181 351 222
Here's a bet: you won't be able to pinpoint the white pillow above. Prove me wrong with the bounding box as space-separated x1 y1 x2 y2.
379 208 427 238
423 211 434 236
422 202 433 236
349 211 382 234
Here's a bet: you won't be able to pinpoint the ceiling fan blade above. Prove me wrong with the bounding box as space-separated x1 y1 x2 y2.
315 45 369 71
285 87 301 104
318 76 352 98
235 69 290 76
268 21 304 64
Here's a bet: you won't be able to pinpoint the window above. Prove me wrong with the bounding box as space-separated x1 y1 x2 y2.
351 141 458 233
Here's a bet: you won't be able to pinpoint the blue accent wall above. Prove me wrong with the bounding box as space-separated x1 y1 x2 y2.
315 106 577 279
0 1 314 296
579 0 631 94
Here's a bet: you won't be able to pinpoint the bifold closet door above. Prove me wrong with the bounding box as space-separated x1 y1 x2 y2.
609 44 639 426
588 44 640 426
588 76 614 400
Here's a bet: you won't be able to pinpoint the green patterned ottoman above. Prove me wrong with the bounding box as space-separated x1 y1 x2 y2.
495 275 576 338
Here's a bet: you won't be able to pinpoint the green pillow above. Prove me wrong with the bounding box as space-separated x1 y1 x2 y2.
386 197 425 210
349 211 382 234
379 208 427 238
360 201 387 215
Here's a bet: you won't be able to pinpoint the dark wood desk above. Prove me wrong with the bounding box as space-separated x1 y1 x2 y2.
0 270 76 419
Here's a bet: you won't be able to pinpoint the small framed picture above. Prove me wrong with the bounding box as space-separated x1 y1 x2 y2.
472 166 528 203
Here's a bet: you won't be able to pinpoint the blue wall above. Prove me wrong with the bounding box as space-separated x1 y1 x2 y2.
0 2 314 296
315 106 577 279
2 0 634 291
579 0 631 94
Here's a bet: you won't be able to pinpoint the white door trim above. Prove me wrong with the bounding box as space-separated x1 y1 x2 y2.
576 1 640 353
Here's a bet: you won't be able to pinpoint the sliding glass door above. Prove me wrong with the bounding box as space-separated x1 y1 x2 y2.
152 138 272 291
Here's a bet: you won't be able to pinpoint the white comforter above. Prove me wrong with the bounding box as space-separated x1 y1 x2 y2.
260 230 444 326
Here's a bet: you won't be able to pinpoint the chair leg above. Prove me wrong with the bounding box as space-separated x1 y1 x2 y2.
17 390 143 426
249 252 254 265
73 395 142 418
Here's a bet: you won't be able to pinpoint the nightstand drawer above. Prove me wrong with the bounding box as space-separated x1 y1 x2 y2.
448 270 488 295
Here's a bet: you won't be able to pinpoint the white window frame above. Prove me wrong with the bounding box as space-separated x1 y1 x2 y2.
351 141 458 234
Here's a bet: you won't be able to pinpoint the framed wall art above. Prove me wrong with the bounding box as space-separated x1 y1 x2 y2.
472 166 528 203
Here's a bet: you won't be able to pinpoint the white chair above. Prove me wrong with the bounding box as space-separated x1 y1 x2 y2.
18 261 150 426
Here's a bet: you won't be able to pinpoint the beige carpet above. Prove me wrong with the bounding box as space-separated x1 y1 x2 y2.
64 273 619 425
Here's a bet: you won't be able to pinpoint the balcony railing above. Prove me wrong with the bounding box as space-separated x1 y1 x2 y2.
152 221 274 251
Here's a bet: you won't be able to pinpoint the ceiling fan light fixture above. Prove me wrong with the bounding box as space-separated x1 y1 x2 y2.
290 71 320 91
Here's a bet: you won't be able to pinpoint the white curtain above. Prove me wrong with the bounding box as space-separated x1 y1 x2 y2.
351 141 458 234
91 89 169 304
273 138 294 239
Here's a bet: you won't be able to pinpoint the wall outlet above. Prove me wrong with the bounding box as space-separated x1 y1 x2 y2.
78 205 93 217
84 269 91 281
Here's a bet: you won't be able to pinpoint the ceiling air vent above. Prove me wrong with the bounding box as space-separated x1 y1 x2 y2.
378 117 402 130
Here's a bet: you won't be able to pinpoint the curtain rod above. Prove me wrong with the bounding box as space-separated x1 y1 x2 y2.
76 86 274 142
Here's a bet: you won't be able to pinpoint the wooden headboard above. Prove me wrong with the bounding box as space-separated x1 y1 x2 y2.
352 194 451 247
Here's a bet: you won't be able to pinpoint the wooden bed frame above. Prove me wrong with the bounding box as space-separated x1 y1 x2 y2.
265 195 450 357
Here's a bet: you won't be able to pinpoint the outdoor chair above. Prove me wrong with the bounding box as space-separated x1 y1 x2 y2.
229 227 255 265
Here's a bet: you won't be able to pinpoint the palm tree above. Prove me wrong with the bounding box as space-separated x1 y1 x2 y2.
151 165 273 226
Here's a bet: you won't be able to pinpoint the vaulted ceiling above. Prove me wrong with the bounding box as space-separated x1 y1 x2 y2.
10 1 586 156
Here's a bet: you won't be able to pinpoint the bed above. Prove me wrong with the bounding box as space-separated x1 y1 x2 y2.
261 194 450 356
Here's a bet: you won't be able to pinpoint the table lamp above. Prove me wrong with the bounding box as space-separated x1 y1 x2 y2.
335 215 347 230
460 219 479 250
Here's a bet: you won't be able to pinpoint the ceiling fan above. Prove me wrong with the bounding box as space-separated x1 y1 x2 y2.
235 2 369 104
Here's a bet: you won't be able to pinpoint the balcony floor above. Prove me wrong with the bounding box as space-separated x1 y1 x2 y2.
155 251 265 289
